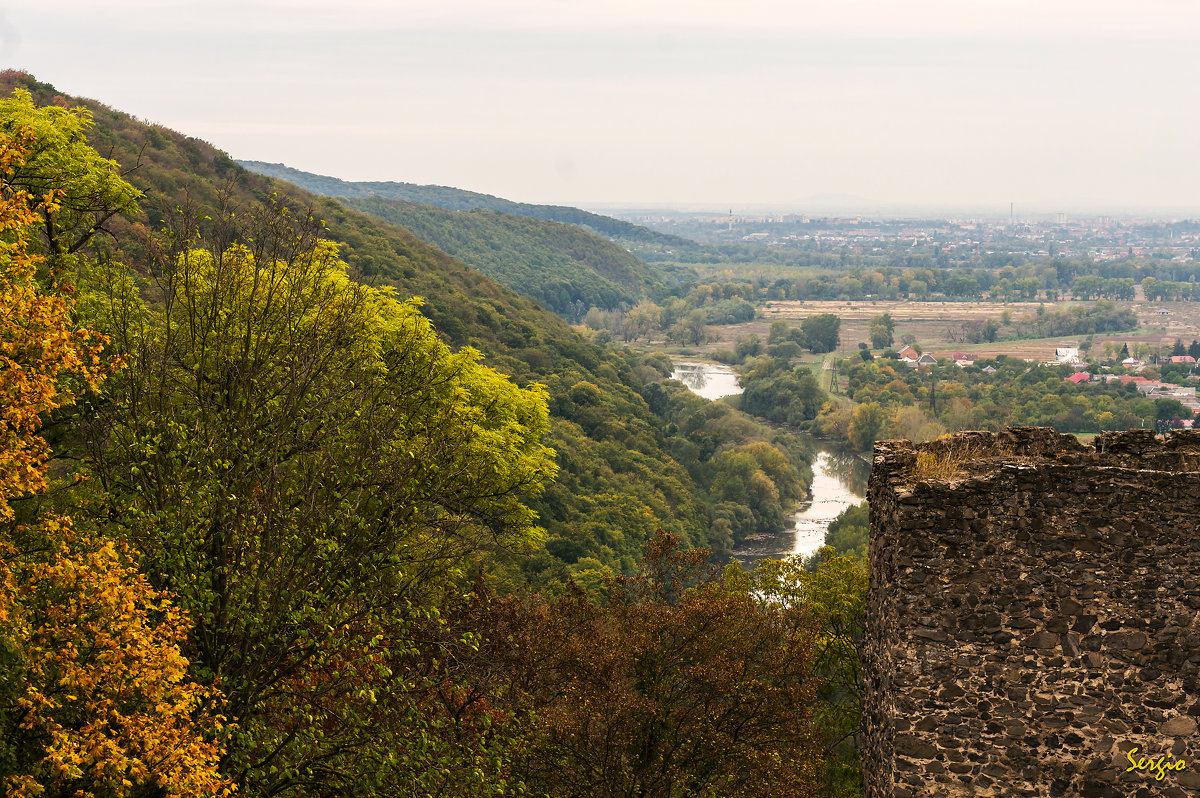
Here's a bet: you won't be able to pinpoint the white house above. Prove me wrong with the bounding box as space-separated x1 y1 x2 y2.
1055 347 1081 364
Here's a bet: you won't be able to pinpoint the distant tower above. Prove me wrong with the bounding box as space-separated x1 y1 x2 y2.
824 359 840 394
1010 202 1014 221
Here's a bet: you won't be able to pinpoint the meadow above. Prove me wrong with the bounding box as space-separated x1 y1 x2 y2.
687 298 1200 364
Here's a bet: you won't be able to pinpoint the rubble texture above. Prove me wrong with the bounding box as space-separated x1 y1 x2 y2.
864 428 1200 797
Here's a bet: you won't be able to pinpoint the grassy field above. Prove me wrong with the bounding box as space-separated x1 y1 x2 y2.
680 299 1200 365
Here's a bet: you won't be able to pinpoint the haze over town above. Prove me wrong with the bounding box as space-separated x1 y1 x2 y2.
10 0 1200 212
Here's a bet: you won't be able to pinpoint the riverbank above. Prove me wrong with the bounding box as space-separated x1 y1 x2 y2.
670 359 867 564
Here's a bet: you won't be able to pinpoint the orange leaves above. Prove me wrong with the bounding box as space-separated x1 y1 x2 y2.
1 518 234 797
0 114 229 797
0 128 106 521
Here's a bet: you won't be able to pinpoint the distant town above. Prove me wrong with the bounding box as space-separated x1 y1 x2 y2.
621 212 1200 265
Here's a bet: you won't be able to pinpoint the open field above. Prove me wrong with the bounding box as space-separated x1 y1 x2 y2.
682 299 1200 364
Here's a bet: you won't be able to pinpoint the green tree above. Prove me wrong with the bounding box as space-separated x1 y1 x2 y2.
739 359 826 426
847 402 887 452
801 314 841 354
1155 398 1191 423
754 549 868 797
868 313 894 349
981 316 1001 342
735 332 763 361
625 299 661 340
822 502 869 562
0 89 141 268
675 308 710 345
711 441 805 538
768 319 790 344
849 400 888 451
83 203 557 794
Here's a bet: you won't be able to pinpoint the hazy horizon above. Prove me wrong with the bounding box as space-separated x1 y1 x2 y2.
243 159 1200 218
10 1 1200 212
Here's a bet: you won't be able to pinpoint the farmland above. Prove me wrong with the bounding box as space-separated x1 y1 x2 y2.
685 299 1200 363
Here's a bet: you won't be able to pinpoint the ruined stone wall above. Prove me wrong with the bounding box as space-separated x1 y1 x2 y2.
864 428 1200 797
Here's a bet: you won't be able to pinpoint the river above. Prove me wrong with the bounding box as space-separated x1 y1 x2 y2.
670 361 867 564
671 361 743 402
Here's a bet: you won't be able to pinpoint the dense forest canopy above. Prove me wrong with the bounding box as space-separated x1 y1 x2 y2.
339 195 658 317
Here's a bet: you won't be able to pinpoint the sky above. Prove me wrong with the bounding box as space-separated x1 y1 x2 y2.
6 1 1200 213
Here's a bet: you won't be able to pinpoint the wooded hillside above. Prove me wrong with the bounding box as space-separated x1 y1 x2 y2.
0 72 860 798
340 195 657 316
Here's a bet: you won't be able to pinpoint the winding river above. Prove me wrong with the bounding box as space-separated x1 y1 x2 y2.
670 361 867 564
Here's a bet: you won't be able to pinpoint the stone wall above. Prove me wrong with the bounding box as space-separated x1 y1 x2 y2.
863 428 1200 797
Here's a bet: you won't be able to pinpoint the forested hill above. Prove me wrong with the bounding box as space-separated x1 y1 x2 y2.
4 71 813 588
1 74 849 797
238 159 695 248
336 195 657 317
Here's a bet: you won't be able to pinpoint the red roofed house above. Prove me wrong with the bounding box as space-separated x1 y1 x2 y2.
898 345 919 360
1169 355 1197 364
1065 372 1090 384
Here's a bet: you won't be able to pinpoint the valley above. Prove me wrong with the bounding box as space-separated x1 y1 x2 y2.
2 60 1197 798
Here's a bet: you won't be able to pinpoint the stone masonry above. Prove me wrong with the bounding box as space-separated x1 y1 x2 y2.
864 428 1200 797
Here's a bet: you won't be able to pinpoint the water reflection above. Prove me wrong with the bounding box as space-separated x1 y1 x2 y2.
669 360 870 569
732 446 866 569
670 362 743 402
818 445 871 498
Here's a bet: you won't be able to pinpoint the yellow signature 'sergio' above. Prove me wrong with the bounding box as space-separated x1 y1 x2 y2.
1125 747 1188 781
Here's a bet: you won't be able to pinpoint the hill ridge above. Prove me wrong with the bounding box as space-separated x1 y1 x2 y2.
237 159 695 247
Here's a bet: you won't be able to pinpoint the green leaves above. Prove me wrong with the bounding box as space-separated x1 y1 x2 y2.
83 203 559 793
754 550 868 798
0 89 140 264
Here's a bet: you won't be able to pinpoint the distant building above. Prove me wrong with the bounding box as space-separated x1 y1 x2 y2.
897 345 920 360
916 353 937 366
1055 347 1081 364
1065 372 1090 384
1145 384 1200 415
1169 355 1197 364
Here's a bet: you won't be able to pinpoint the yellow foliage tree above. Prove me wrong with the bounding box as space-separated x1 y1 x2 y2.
0 120 231 796
0 126 104 520
3 519 232 797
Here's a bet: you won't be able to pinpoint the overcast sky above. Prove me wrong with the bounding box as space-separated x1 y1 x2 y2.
7 1 1200 212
